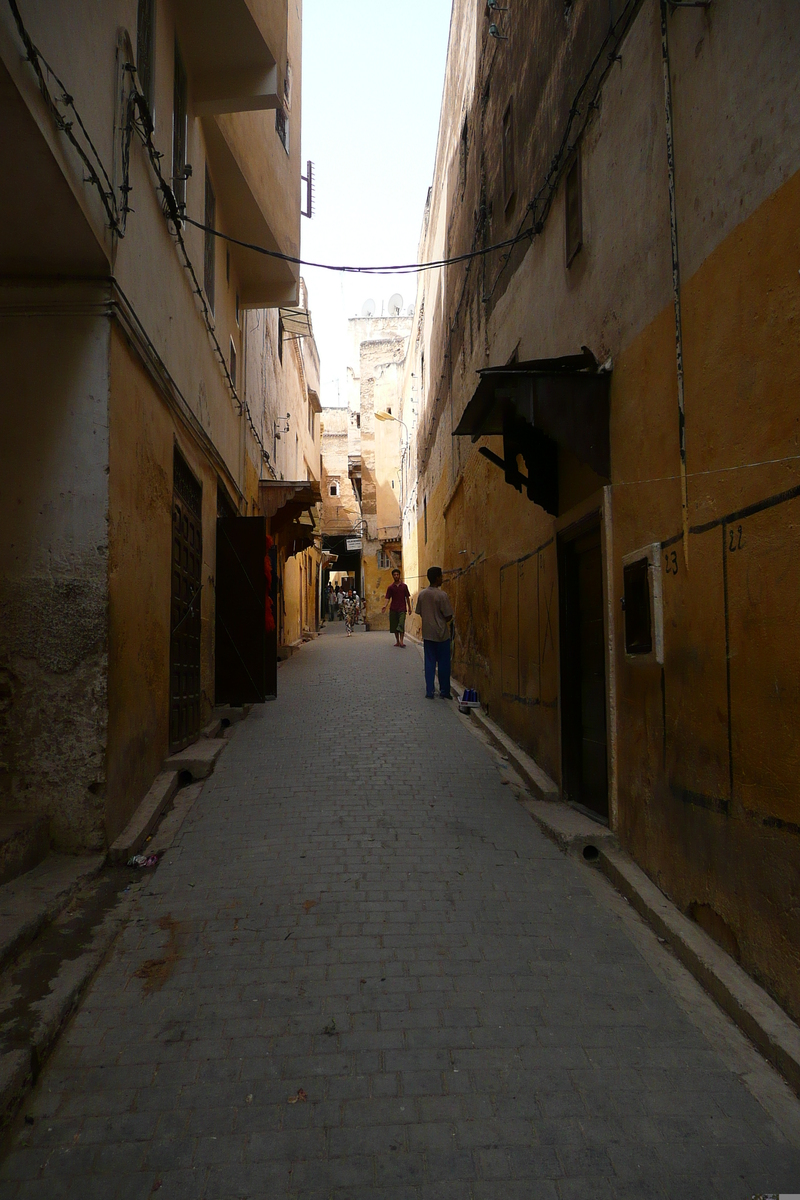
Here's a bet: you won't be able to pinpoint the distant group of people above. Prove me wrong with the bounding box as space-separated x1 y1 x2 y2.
325 566 453 699
326 582 361 635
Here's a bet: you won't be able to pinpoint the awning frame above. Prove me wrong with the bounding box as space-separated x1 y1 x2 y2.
453 349 611 512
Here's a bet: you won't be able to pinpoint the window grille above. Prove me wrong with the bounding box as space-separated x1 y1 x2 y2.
565 150 583 266
136 0 156 119
173 446 202 516
459 115 469 194
172 42 188 209
502 99 516 211
276 107 289 154
204 169 216 312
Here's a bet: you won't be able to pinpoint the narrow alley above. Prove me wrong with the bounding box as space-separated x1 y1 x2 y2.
2 627 798 1199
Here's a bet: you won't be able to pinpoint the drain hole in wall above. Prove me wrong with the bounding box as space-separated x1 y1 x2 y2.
178 770 194 787
582 844 599 862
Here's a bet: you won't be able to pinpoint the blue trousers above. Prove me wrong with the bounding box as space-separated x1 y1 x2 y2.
424 638 451 698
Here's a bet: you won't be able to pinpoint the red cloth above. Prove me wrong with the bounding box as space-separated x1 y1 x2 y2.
264 536 275 633
384 581 410 612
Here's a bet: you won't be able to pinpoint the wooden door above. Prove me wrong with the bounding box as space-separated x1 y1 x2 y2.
559 521 608 820
170 454 203 751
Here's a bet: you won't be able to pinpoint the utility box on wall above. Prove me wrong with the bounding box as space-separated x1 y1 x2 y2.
622 543 664 665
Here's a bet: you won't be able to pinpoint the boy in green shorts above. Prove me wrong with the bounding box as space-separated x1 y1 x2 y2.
382 568 412 648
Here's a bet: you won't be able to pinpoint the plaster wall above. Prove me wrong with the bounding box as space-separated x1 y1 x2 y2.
107 323 222 844
407 0 800 1019
320 409 361 538
0 0 302 850
0 285 110 850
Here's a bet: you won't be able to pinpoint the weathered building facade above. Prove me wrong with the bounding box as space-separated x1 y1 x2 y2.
321 314 409 626
402 0 800 1020
0 0 309 852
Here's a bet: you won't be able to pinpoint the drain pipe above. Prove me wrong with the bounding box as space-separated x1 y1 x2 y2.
659 0 690 567
660 0 712 568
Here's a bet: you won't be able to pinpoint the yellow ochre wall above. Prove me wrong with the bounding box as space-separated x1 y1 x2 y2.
611 165 800 1019
420 166 800 1021
107 326 228 845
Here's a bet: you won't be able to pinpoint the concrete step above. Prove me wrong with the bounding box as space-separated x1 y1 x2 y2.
449 673 560 802
163 738 226 781
0 812 50 888
0 865 131 1128
0 853 105 973
107 771 179 865
213 705 249 726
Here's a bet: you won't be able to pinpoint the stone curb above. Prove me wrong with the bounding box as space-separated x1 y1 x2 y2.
0 855 105 973
107 771 179 865
449 673 559 802
444 662 800 1098
0 902 126 1128
598 842 800 1097
163 738 226 780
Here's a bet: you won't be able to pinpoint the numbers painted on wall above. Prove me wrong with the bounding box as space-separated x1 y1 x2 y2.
664 549 679 576
728 524 743 552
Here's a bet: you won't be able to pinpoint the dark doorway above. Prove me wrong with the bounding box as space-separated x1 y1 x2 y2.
215 516 277 704
170 451 203 752
559 519 608 821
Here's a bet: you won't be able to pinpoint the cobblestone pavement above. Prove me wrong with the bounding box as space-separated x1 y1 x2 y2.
3 624 800 1199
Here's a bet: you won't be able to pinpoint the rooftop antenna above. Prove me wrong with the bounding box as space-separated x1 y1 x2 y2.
388 293 404 316
361 299 376 317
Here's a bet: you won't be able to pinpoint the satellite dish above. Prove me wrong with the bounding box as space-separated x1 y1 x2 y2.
406 304 415 316
361 299 376 317
388 293 403 316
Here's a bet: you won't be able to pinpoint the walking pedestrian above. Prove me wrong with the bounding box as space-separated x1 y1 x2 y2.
342 590 358 636
336 587 345 619
415 566 454 699
326 582 336 621
382 567 412 648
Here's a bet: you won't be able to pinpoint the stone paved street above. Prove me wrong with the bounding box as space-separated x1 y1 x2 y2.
2 625 800 1199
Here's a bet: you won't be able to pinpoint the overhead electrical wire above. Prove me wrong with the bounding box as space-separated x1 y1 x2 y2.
7 0 275 476
182 215 533 276
9 0 644 482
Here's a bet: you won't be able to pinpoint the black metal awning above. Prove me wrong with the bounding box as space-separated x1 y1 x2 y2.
454 348 610 476
452 349 610 515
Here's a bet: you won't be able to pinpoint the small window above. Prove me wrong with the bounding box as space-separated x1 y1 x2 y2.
276 107 289 154
278 315 284 365
355 414 361 429
622 543 664 664
229 338 237 390
459 114 469 194
565 150 583 266
502 99 516 211
204 168 216 313
136 0 156 119
329 482 339 497
172 41 188 210
377 549 391 570
623 559 651 654
424 496 428 544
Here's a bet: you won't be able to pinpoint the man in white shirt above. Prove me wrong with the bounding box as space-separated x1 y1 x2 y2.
415 566 454 699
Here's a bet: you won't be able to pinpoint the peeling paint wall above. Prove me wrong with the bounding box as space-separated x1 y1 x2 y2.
405 0 800 1020
0 286 110 851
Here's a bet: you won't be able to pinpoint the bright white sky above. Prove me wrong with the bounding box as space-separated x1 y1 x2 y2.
300 1 453 406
